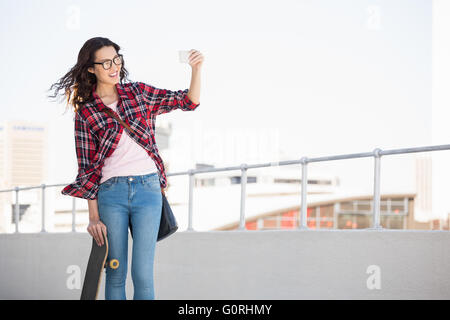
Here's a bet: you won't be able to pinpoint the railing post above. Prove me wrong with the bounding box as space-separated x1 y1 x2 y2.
238 164 248 230
370 148 383 230
299 157 309 230
72 197 76 232
404 197 409 214
333 202 340 229
41 184 47 233
187 169 195 231
403 197 408 229
14 187 19 233
317 206 320 229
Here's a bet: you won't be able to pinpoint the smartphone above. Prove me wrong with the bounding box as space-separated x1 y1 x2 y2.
178 50 190 63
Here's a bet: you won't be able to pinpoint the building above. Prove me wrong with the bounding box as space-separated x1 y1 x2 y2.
0 121 48 233
216 193 438 231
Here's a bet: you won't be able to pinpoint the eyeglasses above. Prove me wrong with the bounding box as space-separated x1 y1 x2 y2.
93 54 123 70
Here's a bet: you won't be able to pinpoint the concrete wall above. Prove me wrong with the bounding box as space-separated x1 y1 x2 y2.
0 230 449 299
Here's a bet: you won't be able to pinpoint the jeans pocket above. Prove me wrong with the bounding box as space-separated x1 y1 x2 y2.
99 178 116 191
143 177 160 192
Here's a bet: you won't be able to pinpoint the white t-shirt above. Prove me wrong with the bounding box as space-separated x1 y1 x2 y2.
99 100 158 184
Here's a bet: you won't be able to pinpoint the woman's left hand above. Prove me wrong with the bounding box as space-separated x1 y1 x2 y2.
188 49 204 70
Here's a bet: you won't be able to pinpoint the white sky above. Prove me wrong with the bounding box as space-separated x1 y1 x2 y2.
0 0 448 218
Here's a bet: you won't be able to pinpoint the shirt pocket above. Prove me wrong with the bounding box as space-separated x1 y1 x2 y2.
128 116 151 142
134 94 148 111
87 114 118 141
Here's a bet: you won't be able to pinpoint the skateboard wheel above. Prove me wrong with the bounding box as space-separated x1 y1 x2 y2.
110 259 119 269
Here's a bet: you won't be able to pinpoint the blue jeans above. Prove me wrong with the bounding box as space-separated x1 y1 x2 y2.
97 172 162 300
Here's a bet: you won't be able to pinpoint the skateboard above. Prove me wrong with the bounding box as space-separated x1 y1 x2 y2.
80 230 110 300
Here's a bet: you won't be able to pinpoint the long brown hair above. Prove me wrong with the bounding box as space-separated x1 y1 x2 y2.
47 37 131 113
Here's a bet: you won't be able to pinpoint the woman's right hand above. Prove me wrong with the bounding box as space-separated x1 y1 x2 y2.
87 216 107 247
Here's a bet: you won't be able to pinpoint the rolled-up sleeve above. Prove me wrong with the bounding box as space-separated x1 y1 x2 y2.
61 111 101 200
136 81 200 116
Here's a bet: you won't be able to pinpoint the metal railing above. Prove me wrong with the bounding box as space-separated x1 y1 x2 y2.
1 143 449 233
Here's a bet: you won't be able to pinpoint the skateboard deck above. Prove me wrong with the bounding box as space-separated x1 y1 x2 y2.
80 230 109 300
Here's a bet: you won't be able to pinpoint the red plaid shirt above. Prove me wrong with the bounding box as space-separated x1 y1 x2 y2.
61 81 200 200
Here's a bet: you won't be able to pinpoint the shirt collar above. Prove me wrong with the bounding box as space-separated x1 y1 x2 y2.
92 82 129 111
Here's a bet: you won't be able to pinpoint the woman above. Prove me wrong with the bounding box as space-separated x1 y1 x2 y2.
48 37 203 300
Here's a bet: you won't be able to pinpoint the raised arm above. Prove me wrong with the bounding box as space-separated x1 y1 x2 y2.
136 81 200 116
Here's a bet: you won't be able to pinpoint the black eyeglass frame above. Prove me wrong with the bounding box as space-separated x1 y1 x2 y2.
92 54 123 70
